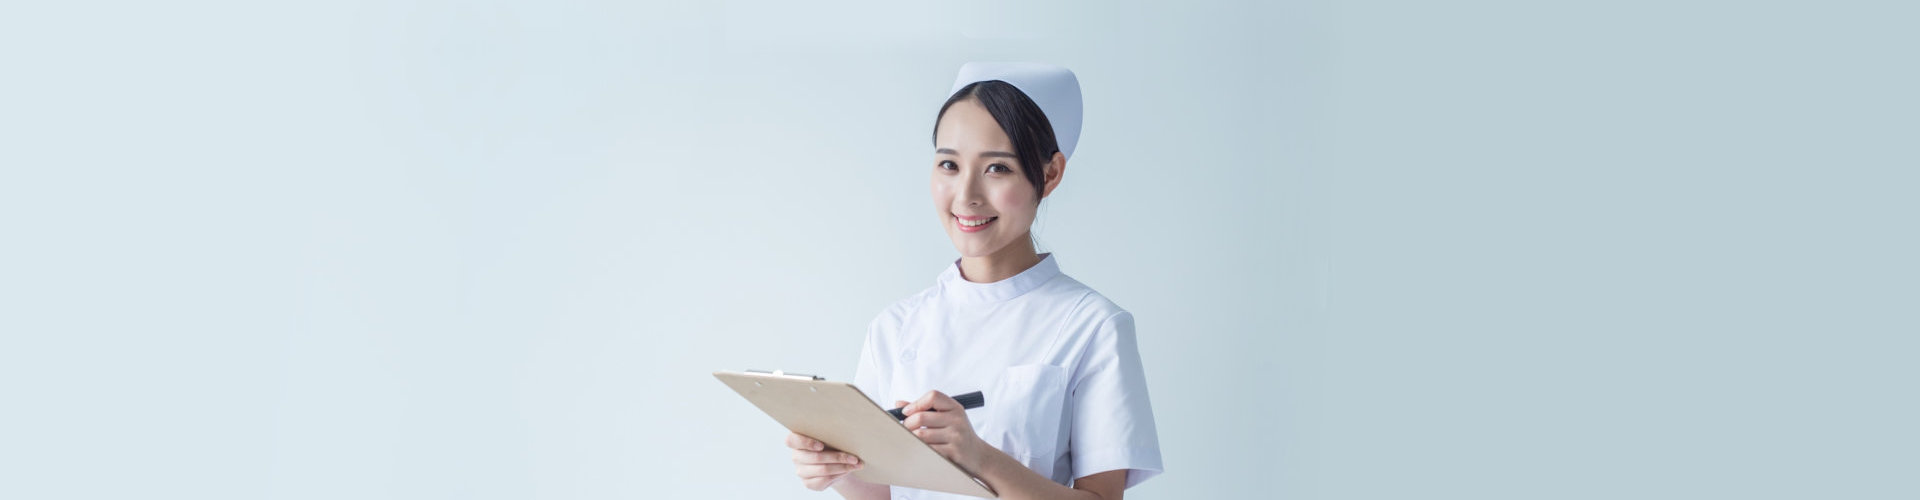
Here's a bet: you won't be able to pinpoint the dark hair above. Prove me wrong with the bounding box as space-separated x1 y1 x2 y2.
932 80 1061 200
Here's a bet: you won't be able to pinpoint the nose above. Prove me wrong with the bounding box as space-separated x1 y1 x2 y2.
956 170 985 208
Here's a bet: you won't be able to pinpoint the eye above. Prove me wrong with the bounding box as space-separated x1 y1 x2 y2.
938 160 958 171
987 163 1012 174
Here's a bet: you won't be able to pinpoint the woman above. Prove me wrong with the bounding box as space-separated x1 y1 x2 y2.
785 62 1163 500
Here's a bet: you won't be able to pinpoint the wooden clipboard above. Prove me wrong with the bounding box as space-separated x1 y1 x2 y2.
714 370 997 498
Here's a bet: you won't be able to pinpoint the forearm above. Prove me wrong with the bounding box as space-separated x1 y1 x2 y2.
831 475 890 500
972 448 1105 500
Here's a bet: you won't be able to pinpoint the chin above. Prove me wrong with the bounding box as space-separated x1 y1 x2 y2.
951 245 990 259
947 237 998 258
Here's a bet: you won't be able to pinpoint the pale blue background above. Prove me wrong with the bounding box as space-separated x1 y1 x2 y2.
1 0 1914 499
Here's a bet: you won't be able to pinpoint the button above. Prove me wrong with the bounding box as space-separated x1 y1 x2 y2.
899 349 916 363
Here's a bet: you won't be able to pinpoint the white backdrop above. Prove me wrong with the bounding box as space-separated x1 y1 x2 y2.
1 0 1913 499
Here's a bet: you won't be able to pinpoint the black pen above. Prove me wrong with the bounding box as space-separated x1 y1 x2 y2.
888 391 985 421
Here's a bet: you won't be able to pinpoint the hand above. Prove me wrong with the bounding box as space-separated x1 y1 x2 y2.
898 391 990 473
786 432 863 491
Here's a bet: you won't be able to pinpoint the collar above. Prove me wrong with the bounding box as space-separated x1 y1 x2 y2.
937 253 1061 305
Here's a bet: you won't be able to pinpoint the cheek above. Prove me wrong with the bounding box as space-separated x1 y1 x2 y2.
990 187 1038 221
930 178 952 203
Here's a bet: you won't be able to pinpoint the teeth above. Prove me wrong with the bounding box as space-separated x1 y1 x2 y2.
959 216 993 227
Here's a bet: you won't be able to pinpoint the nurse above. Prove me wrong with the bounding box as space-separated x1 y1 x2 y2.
784 63 1163 500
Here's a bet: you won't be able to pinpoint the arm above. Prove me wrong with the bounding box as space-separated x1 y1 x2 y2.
898 392 1129 500
830 474 890 500
788 432 888 500
830 310 898 500
972 447 1126 500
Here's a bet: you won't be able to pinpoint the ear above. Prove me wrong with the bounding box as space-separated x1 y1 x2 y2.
1040 152 1067 199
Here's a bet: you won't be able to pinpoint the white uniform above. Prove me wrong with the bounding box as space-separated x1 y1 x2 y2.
854 254 1163 498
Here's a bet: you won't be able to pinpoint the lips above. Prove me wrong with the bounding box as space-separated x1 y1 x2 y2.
954 214 997 233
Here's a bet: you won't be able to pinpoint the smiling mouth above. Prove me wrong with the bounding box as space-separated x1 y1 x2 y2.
955 215 997 232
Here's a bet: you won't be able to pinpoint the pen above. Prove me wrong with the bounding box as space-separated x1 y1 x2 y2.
888 391 985 421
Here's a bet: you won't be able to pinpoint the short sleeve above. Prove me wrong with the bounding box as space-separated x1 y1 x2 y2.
1069 311 1164 488
852 314 890 406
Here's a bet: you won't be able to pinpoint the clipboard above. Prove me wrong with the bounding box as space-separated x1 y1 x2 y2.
714 370 997 498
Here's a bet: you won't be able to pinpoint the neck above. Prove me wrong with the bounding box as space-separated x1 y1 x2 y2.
958 234 1043 283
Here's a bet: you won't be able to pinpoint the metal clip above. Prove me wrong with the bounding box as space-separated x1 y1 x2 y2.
745 369 823 381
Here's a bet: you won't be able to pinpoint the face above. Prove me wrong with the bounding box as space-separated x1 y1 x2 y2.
931 98 1039 259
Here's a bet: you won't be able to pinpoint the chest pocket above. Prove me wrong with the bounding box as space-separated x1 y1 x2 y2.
978 363 1070 475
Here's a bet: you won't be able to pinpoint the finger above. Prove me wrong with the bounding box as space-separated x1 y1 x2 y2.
798 462 862 478
802 471 847 491
785 432 809 450
902 400 956 423
802 472 849 491
894 400 910 409
912 426 952 445
798 463 856 479
795 433 824 452
787 432 826 451
907 391 941 415
907 392 931 414
929 391 961 411
916 390 962 413
901 394 930 416
793 450 861 465
904 410 951 430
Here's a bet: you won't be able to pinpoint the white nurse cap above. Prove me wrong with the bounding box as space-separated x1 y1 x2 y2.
949 62 1084 160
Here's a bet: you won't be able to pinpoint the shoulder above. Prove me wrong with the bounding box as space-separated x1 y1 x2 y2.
1040 275 1142 385
1039 273 1130 328
1030 275 1134 369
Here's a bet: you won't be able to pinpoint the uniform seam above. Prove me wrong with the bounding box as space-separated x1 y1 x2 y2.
1066 309 1128 397
1039 288 1098 372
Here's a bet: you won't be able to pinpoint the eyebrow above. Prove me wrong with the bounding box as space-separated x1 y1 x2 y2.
935 148 1018 159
